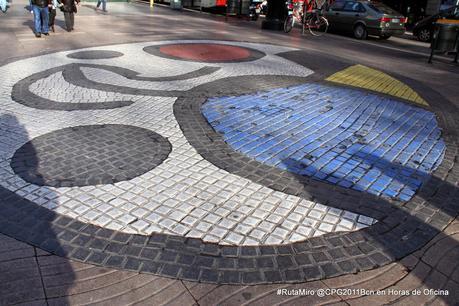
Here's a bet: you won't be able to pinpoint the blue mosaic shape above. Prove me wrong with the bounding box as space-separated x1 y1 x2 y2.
202 83 446 201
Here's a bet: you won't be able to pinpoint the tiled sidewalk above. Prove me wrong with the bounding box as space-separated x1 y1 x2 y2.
1 217 458 305
0 0 458 304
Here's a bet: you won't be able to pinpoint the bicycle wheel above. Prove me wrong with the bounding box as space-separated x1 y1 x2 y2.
284 15 294 33
307 15 328 36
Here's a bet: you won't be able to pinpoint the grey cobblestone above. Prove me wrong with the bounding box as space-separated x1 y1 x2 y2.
67 50 124 59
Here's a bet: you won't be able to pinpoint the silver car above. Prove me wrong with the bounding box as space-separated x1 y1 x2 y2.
324 0 407 40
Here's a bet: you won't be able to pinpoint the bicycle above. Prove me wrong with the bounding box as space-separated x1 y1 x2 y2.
284 0 329 36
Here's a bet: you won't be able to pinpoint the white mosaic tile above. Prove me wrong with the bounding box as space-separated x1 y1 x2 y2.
0 40 377 246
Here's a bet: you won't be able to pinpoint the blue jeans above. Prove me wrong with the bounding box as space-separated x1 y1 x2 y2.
96 0 106 11
32 5 49 34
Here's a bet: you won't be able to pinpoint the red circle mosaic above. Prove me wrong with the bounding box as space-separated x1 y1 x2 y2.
159 43 252 62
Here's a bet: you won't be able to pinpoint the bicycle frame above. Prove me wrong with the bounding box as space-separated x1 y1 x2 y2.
285 0 304 26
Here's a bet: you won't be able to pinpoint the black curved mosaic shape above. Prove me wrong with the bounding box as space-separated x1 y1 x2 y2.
14 63 309 102
11 125 171 187
11 64 224 111
67 50 124 59
1 49 458 285
73 64 221 82
143 43 266 63
61 63 218 97
11 65 135 111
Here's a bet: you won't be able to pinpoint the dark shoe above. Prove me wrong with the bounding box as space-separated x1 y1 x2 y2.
51 25 55 32
43 32 49 36
35 33 41 38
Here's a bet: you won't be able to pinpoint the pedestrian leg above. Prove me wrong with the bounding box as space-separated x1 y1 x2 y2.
49 8 56 32
64 11 71 31
96 0 100 9
41 6 49 34
69 12 74 30
102 0 106 11
32 5 42 36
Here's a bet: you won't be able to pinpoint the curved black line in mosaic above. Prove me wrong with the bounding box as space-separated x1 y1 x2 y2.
10 63 221 112
62 64 222 97
0 74 452 285
66 50 124 59
62 65 315 98
11 66 134 111
75 64 221 82
10 63 319 112
172 75 458 275
175 73 458 215
11 124 172 187
0 178 455 285
143 43 266 63
1 57 458 285
176 84 393 221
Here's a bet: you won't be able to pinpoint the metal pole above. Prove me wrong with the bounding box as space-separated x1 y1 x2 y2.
302 1 305 35
428 25 439 64
454 28 459 63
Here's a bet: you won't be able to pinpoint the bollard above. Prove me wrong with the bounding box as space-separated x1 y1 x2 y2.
428 21 459 64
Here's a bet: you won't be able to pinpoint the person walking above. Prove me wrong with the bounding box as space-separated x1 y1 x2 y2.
31 0 51 37
96 0 106 12
60 0 79 32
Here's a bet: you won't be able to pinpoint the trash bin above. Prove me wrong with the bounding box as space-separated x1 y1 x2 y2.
428 21 459 63
170 0 182 10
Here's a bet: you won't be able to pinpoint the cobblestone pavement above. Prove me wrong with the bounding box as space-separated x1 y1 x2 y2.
0 0 458 302
1 218 458 305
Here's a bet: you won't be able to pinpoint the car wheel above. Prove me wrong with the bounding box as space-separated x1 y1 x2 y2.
354 24 367 40
417 28 431 42
379 34 391 40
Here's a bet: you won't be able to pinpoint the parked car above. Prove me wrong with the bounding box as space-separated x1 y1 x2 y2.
324 0 407 40
413 5 459 42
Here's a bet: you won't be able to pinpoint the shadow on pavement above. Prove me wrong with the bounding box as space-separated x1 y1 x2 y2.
281 141 458 304
22 20 34 33
0 113 75 305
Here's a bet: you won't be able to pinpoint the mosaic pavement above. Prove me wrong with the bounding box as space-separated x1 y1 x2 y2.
0 40 457 284
202 83 445 202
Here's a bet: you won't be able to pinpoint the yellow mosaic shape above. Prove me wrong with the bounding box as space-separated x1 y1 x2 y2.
326 64 429 106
